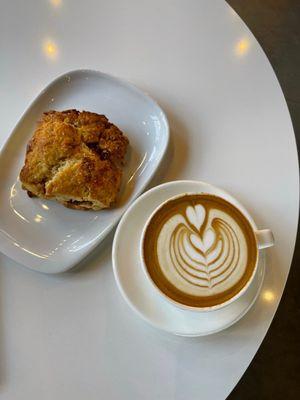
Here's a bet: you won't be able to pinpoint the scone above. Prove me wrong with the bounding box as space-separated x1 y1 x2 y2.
20 110 129 210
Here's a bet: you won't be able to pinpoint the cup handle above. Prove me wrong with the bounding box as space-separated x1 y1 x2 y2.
255 229 275 250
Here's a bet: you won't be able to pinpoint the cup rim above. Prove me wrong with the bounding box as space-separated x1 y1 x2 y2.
140 191 261 312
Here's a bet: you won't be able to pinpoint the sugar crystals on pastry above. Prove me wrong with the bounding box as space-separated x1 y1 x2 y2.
20 110 129 210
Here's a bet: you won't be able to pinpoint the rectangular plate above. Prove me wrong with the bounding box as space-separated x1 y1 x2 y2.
0 69 169 273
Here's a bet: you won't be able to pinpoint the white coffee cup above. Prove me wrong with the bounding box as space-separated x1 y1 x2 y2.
140 191 274 312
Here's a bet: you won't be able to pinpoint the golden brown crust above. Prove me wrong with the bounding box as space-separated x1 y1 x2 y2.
20 110 129 210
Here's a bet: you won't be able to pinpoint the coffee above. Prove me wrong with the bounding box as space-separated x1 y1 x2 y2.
142 194 258 308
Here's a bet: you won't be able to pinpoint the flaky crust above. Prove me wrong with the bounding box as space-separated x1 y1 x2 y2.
20 110 129 210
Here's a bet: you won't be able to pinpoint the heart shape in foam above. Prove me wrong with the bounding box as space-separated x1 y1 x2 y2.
186 204 206 231
190 229 216 253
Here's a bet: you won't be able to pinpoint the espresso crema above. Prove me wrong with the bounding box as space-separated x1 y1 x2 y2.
143 194 258 307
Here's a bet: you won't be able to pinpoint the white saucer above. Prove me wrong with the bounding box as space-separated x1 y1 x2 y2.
112 180 266 336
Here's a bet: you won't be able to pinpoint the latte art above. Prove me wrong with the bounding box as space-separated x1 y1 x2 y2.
158 204 247 296
143 195 257 307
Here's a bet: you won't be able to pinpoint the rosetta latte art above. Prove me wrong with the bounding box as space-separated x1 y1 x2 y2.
157 203 249 296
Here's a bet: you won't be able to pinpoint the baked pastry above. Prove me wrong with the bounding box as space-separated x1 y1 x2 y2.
20 110 129 210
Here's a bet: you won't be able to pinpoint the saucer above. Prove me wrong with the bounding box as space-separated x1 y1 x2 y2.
112 180 265 336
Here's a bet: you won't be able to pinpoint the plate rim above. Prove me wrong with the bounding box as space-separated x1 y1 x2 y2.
0 69 170 273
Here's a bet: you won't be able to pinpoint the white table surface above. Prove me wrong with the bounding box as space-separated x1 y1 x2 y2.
0 1 298 399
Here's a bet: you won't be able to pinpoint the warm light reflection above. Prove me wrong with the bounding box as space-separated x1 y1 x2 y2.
235 38 250 56
9 182 30 223
262 290 275 302
10 185 16 198
49 0 62 7
34 214 43 223
127 152 148 185
12 208 30 223
14 242 48 259
43 40 58 60
41 204 49 210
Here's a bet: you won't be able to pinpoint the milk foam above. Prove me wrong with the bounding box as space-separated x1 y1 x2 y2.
156 204 248 296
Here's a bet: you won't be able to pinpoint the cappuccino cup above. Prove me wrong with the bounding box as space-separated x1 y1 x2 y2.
140 192 274 311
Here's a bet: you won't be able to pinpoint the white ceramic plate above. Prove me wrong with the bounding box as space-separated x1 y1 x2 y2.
112 180 266 336
0 70 169 273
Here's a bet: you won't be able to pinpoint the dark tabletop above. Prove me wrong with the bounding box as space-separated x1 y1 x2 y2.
225 1 300 399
